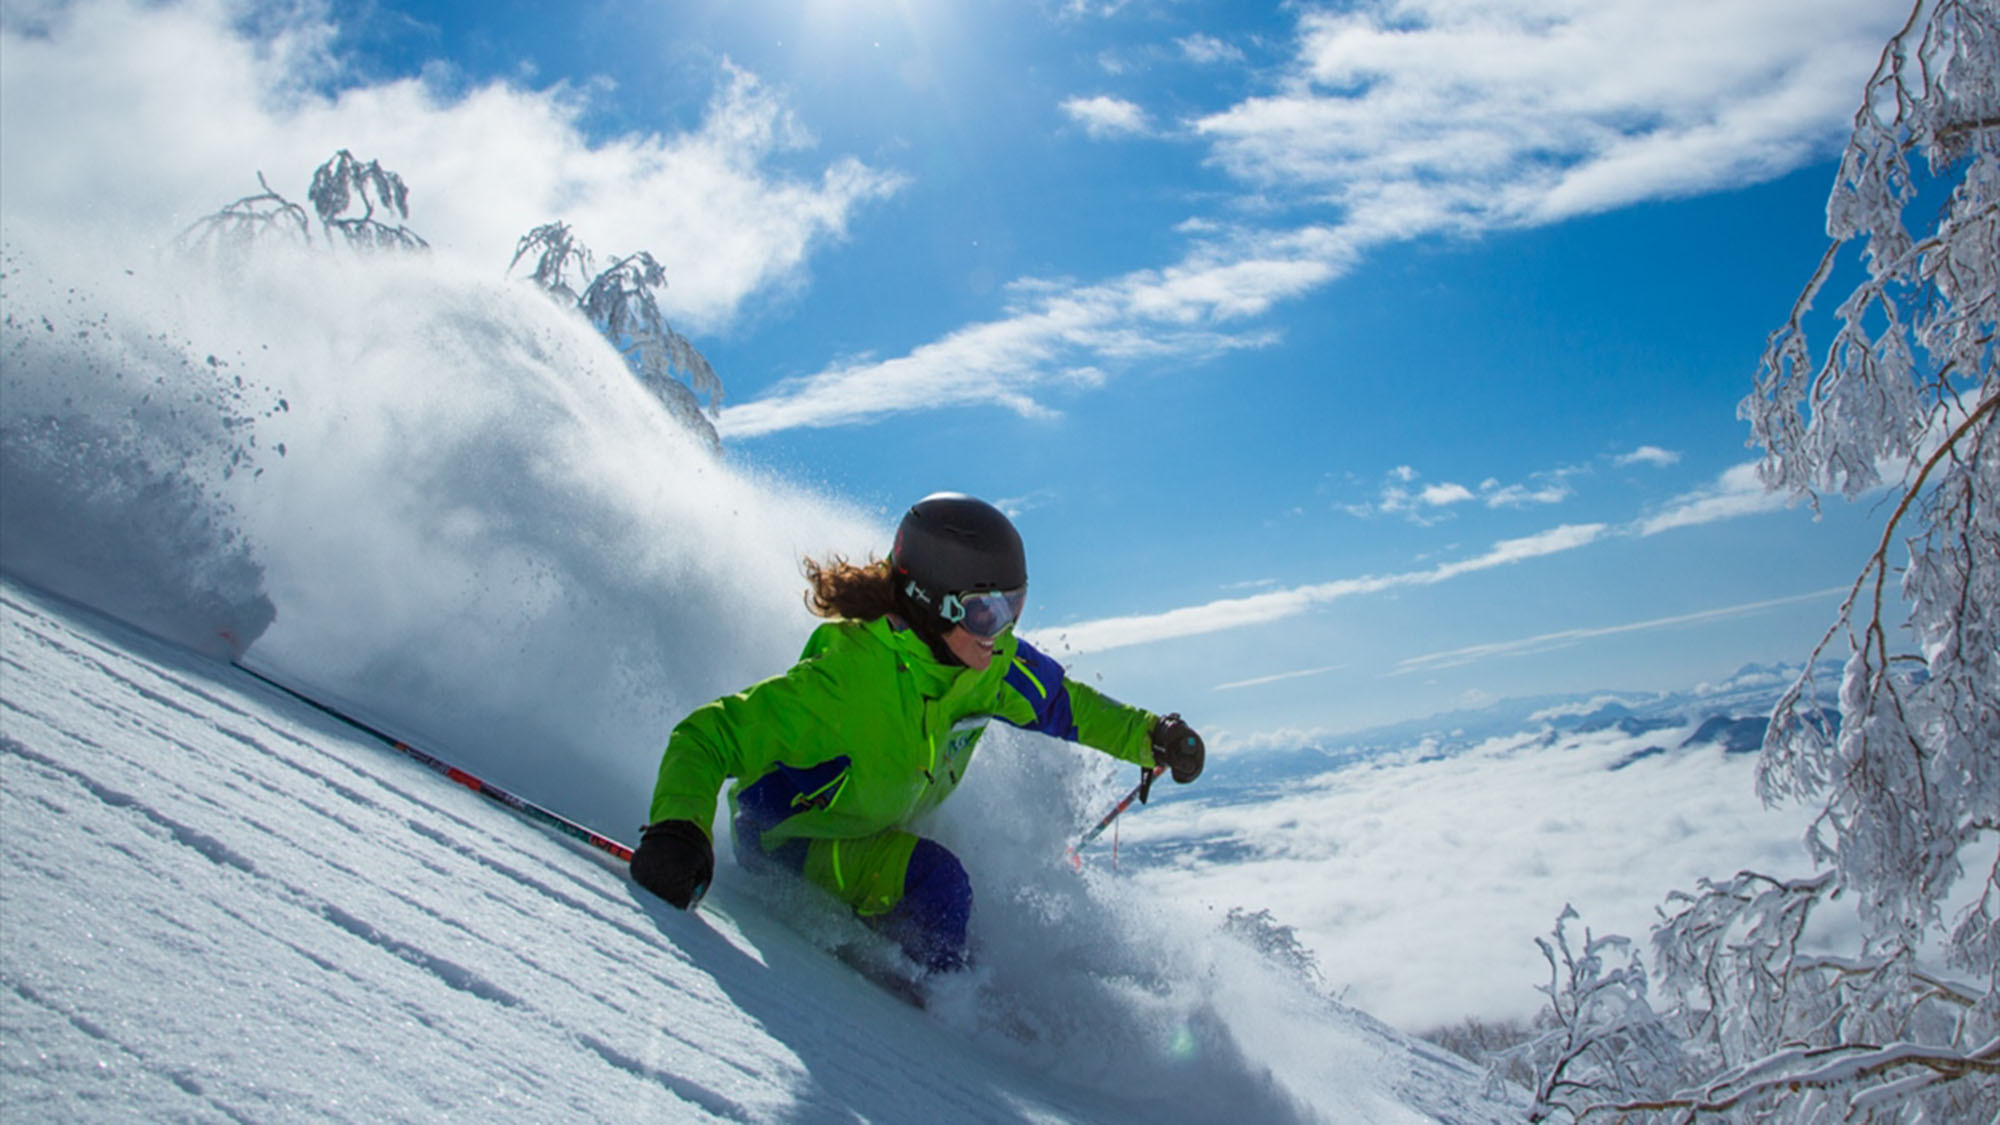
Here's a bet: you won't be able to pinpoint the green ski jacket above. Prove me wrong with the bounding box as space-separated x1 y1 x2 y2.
648 616 1159 847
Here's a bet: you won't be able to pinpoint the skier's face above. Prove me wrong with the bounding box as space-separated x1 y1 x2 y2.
943 625 999 671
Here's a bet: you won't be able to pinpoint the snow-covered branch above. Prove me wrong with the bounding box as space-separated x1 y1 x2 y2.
175 172 311 257
307 150 429 252
1494 907 1685 1122
1596 1037 2000 1119
1738 0 1997 981
510 223 726 450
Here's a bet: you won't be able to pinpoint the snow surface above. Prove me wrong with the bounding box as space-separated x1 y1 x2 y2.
1 581 1513 1122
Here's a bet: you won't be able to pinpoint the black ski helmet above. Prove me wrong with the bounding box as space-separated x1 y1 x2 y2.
890 493 1027 629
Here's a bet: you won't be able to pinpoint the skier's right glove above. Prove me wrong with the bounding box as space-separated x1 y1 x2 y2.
1140 713 1205 802
631 819 714 910
1151 713 1205 783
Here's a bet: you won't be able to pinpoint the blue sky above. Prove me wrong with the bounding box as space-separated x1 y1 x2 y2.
0 0 1913 747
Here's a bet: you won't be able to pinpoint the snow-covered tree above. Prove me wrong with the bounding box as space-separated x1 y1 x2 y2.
180 152 426 256
1496 908 1687 1122
510 221 594 304
511 223 724 450
1511 2 1998 1119
176 172 312 258
1736 0 1997 1095
308 150 428 252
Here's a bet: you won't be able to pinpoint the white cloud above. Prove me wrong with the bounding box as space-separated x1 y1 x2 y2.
1617 445 1683 468
1061 94 1152 139
1527 694 1643 722
1636 461 1790 535
1430 523 1604 579
1420 482 1477 507
1177 34 1245 66
1215 663 1347 692
1121 723 1826 1030
1365 464 1572 521
1482 480 1572 508
1396 587 1848 673
1193 0 1899 230
994 489 1059 520
1034 522 1606 654
0 0 902 334
719 224 1354 435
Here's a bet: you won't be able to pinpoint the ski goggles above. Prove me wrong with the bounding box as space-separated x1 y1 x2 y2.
941 585 1027 639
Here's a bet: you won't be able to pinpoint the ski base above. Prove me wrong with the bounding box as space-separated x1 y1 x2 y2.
832 943 929 1009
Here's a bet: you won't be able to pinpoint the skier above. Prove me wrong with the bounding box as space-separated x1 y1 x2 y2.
631 492 1205 973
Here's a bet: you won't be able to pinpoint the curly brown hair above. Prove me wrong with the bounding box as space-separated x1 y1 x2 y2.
802 554 900 621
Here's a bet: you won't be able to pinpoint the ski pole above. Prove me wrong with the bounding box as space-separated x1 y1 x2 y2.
1066 764 1166 869
233 663 635 863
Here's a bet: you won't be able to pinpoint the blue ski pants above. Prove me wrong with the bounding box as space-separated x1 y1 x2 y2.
731 759 972 973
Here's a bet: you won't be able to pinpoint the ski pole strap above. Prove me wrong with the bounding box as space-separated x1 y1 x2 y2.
233 662 636 863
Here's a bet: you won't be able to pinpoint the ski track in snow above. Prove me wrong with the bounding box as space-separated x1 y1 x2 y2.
0 582 1514 1122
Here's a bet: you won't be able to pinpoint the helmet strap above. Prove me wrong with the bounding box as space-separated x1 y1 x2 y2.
895 579 964 667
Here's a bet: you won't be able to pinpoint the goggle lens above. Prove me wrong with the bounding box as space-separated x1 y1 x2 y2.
944 586 1026 639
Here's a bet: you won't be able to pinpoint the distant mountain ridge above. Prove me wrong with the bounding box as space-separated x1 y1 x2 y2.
1212 661 1842 794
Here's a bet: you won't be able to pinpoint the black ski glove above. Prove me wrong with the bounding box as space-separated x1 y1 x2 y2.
631 819 714 910
1141 713 1205 802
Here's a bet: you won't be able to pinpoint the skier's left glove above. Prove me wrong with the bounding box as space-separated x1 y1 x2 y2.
1141 713 1204 802
631 819 714 910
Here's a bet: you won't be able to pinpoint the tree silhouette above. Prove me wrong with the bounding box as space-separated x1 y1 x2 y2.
176 172 311 257
308 150 429 252
512 224 724 450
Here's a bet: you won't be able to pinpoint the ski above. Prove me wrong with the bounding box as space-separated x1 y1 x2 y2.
832 943 929 1009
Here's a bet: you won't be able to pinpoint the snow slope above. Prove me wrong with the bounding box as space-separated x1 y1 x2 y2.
1 580 1514 1122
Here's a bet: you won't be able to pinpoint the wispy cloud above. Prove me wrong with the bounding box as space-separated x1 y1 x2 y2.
1062 94 1152 139
1216 663 1347 691
1482 479 1574 508
1177 34 1245 66
1616 445 1683 468
994 489 1060 520
1395 587 1848 673
1034 523 1606 653
1044 444 1851 656
1420 482 1478 507
719 225 1354 435
1636 462 1790 535
1060 0 1133 18
0 3 901 334
1362 465 1575 522
1195 0 1898 229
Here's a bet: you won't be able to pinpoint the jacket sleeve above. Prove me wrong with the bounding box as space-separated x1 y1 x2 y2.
997 638 1157 767
646 637 853 836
